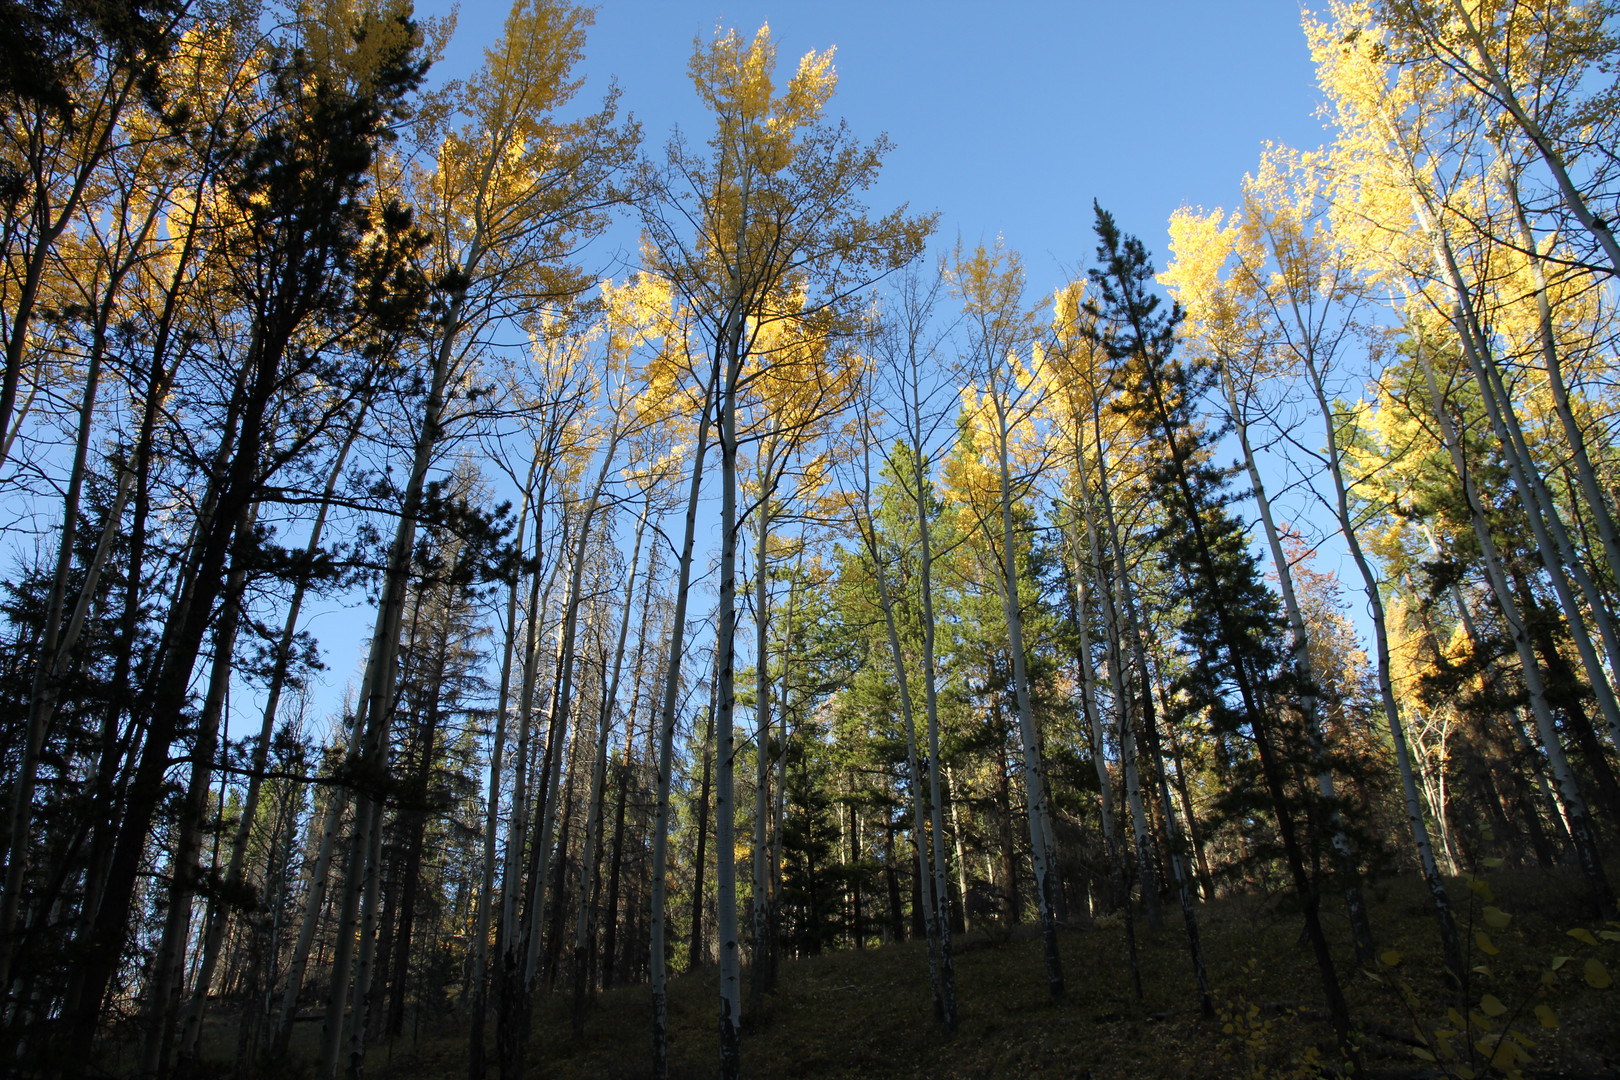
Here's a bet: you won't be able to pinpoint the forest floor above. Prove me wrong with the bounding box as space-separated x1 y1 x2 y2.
223 865 1620 1079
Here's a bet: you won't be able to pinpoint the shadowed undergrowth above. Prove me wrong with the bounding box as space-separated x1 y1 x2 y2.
201 866 1620 1079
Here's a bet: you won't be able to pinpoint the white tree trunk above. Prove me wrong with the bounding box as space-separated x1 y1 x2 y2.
650 366 716 1079
1415 346 1614 913
573 496 650 1033
1299 346 1464 977
1217 360 1375 962
988 396 1064 1001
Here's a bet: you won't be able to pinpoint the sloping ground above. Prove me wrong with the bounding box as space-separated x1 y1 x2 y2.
291 867 1619 1079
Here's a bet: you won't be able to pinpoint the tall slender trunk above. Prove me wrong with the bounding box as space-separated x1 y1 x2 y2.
1299 347 1464 978
685 671 718 976
1064 515 1120 910
50 140 254 1062
945 766 968 931
1098 485 1212 1015
652 359 718 1080
61 326 274 1071
523 428 623 1000
1387 114 1616 911
1076 476 1143 997
572 499 651 1038
1497 146 1620 626
180 420 362 1068
1422 210 1620 758
468 455 536 1080
384 612 452 1041
904 435 959 1034
0 358 105 991
1218 359 1375 964
341 766 388 1078
542 703 583 990
1415 343 1614 915
139 531 254 1077
856 452 942 1019
1109 246 1353 1052
987 395 1064 1002
1159 696 1214 899
715 311 745 1080
8 161 167 824
748 459 778 1010
271 695 369 1059
493 480 555 1080
1444 0 1620 278
0 67 140 477
316 274 465 1078
601 754 629 991
1088 435 1162 928
605 536 659 993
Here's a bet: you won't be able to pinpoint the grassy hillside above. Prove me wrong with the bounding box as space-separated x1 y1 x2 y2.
248 866 1620 1079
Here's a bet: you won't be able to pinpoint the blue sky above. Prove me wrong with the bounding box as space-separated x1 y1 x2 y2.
418 0 1329 287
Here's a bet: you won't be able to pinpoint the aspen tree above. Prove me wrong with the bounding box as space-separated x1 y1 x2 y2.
1402 143 1620 760
601 445 678 995
1185 147 1467 977
846 374 947 1024
686 666 720 971
311 1 636 1068
139 506 258 1077
482 333 593 1078
0 0 184 480
576 272 713 1080
466 448 538 1080
495 333 636 1074
871 266 958 1030
490 462 566 1079
1369 0 1620 278
944 239 1065 1001
0 10 265 1012
572 478 656 1037
1313 6 1620 752
1307 8 1616 913
1491 138 1620 622
1078 394 1212 1015
742 315 857 1008
0 71 187 993
1413 325 1614 912
641 25 929 1076
1042 286 1152 992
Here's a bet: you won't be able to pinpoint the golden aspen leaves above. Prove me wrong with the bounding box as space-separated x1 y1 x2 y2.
1476 1033 1530 1070
1584 958 1613 989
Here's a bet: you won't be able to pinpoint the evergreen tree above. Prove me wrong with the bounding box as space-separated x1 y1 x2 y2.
1087 204 1354 1058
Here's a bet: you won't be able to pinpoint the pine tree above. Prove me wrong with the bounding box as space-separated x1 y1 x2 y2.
1087 204 1355 1060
